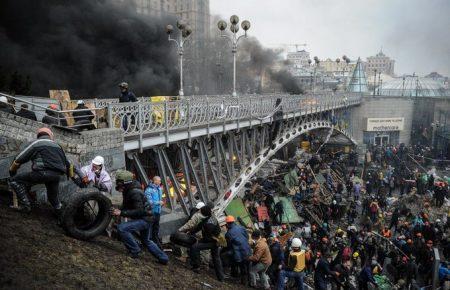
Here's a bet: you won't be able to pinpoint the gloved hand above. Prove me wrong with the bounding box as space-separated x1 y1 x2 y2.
9 160 20 177
82 176 90 185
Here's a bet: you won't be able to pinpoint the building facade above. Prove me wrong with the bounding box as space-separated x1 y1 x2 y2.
351 96 414 146
286 50 310 68
114 0 210 42
365 50 395 76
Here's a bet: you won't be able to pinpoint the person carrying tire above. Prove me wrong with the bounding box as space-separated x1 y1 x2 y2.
9 127 70 216
112 170 169 264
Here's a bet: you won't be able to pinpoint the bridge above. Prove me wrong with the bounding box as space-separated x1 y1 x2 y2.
0 92 361 229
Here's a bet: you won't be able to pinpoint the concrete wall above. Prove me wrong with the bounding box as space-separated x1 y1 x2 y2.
0 110 125 180
351 96 415 145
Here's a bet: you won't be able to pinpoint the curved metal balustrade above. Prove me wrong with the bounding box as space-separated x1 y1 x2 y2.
107 93 361 147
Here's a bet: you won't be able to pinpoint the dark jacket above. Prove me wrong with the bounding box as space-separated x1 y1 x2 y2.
225 223 251 263
358 265 377 285
0 102 15 114
42 109 68 127
15 135 69 174
72 104 94 124
199 215 221 243
315 258 335 284
273 98 283 121
16 109 37 121
121 181 151 221
270 241 284 265
119 90 137 103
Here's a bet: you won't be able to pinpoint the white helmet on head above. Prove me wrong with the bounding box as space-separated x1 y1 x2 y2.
77 100 85 105
291 238 302 248
0 96 7 103
195 201 205 210
92 156 105 166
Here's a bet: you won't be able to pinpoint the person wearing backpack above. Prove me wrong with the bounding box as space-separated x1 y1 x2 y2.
178 204 225 281
112 170 169 264
277 238 306 290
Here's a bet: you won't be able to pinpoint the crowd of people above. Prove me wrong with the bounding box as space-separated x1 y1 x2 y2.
4 87 450 289
167 143 449 289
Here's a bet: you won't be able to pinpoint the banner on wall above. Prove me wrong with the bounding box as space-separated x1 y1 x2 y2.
366 117 404 131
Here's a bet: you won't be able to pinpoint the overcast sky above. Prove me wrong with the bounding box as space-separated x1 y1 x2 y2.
210 0 450 77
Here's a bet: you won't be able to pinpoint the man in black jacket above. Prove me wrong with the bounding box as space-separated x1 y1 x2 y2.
270 98 283 142
118 82 137 103
16 104 37 121
9 127 69 214
178 204 224 281
112 170 168 264
42 104 68 127
314 253 339 290
72 100 95 130
0 96 15 114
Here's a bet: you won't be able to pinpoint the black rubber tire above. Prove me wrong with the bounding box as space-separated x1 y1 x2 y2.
61 188 112 240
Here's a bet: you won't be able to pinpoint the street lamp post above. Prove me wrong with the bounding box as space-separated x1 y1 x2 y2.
373 69 377 96
342 55 351 90
166 21 192 97
308 59 313 91
313 56 320 93
217 15 251 97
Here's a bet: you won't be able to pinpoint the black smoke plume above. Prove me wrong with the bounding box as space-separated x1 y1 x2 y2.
0 0 178 97
201 37 303 94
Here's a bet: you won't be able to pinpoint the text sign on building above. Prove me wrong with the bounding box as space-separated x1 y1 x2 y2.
366 117 404 131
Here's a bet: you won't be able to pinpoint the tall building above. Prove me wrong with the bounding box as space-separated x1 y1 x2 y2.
113 0 175 16
319 58 356 76
366 49 395 76
114 0 210 42
170 0 210 42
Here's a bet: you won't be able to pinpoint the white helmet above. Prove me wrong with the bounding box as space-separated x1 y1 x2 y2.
291 238 302 248
92 156 105 166
77 100 85 105
0 96 7 103
195 201 205 210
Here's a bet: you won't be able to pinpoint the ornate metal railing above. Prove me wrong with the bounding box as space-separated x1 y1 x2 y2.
107 93 362 139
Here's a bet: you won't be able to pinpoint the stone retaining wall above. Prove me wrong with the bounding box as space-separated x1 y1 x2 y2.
0 110 125 179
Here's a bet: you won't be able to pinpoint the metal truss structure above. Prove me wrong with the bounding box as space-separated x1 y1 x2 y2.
128 96 358 220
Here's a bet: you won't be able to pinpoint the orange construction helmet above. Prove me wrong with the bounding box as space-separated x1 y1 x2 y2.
225 215 235 223
37 127 54 140
49 104 58 110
